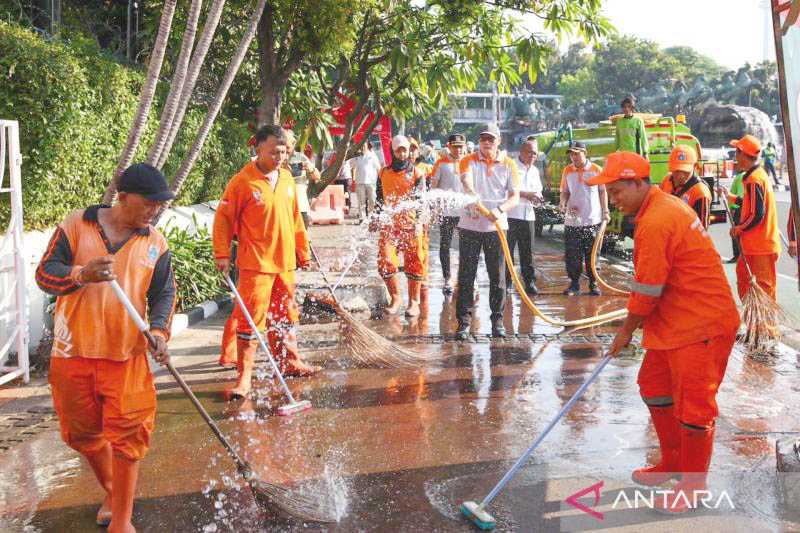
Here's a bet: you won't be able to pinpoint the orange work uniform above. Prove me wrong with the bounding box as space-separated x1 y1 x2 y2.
660 174 712 228
213 162 310 358
731 166 781 300
36 206 176 460
376 164 427 281
629 188 740 427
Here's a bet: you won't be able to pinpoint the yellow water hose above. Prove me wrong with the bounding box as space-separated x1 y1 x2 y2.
477 205 628 328
589 221 630 296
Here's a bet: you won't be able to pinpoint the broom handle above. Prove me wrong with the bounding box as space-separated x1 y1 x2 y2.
478 355 613 510
309 244 340 305
108 280 250 472
223 274 299 404
721 200 755 279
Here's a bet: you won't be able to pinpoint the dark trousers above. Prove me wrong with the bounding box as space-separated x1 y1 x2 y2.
506 218 536 288
565 224 599 284
439 216 459 281
764 161 779 185
730 207 741 259
457 228 505 324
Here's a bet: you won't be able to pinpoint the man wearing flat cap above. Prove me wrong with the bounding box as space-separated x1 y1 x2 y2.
431 133 467 294
36 162 177 532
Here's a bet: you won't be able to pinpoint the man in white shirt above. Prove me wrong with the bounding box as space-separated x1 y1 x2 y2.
456 123 520 340
350 141 382 221
431 133 467 294
559 141 610 296
506 140 544 296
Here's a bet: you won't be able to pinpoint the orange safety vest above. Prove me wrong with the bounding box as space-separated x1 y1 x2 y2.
737 166 781 256
213 161 310 273
628 187 740 350
660 174 712 228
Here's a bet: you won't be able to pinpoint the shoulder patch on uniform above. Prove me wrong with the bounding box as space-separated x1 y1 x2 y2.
148 244 159 263
252 190 262 202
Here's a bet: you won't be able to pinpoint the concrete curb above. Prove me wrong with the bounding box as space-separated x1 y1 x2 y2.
169 295 231 338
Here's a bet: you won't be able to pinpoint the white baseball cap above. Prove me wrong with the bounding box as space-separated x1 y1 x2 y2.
391 135 410 151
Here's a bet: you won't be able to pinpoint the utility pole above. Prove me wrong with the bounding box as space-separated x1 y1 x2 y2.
126 0 139 62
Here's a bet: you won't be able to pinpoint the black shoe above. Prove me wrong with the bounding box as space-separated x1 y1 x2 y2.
724 256 739 264
524 283 539 296
455 322 469 341
562 283 580 296
588 282 601 296
491 322 506 338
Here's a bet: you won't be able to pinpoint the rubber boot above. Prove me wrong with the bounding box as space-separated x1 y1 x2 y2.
632 405 681 486
268 325 320 377
228 338 256 398
108 455 139 533
218 315 238 367
405 279 422 317
656 425 715 514
384 276 402 315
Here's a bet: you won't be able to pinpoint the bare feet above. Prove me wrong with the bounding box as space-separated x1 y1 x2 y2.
96 493 112 526
283 359 321 377
385 298 402 315
404 300 420 317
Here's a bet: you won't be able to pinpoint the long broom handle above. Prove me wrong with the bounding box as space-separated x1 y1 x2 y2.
478 354 613 510
108 279 249 472
223 273 299 405
309 244 340 305
720 200 756 279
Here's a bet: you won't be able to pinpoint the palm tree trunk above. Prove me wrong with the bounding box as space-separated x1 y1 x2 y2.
154 0 267 224
146 0 204 165
155 0 227 170
103 0 178 204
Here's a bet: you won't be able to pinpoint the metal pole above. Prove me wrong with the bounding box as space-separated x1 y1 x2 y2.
127 0 134 62
771 1 800 288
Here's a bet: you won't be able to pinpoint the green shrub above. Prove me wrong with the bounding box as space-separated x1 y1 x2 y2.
0 21 250 230
163 221 226 312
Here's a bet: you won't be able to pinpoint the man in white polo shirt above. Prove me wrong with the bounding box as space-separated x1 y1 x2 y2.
350 141 382 221
559 141 610 296
456 123 520 340
431 133 467 294
506 139 544 296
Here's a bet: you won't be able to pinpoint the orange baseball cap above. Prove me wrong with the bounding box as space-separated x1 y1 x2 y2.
668 145 698 173
729 134 761 158
586 151 650 185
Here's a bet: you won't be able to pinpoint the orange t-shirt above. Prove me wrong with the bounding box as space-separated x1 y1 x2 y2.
628 187 740 350
736 166 781 256
37 207 175 361
660 174 712 228
213 161 310 273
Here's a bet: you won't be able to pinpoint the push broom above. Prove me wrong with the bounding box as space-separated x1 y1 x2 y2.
223 273 311 416
721 201 790 351
109 280 335 523
460 354 613 529
308 244 438 368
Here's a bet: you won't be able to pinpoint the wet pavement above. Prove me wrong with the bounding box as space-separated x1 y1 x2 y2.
2 221 800 532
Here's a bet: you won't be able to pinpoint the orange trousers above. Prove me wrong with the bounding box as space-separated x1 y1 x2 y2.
637 333 735 427
49 354 156 461
219 314 238 365
230 269 300 361
736 253 777 301
378 224 427 281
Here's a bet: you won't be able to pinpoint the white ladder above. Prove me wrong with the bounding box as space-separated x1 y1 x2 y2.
0 120 29 384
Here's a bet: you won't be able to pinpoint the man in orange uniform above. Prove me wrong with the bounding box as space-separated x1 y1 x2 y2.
213 125 318 398
373 135 427 317
594 152 740 514
37 163 176 532
660 145 712 228
719 134 782 300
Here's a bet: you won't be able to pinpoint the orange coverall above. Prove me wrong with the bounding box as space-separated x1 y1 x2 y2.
660 174 712 228
630 188 740 427
376 165 427 281
36 206 176 460
213 162 310 363
729 166 781 301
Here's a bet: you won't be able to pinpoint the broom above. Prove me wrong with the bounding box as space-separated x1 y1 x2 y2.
721 201 789 352
108 280 336 523
309 244 438 368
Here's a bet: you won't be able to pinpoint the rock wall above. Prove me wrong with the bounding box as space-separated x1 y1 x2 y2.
689 103 781 149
